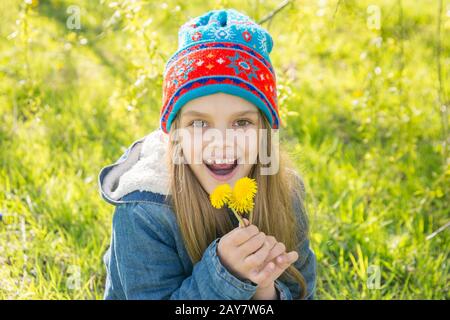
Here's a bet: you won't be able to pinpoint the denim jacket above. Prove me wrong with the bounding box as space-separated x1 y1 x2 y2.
98 129 316 300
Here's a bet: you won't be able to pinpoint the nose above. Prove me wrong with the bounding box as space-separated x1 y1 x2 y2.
203 126 237 160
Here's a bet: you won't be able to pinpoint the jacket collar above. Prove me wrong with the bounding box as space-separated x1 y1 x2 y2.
98 129 172 206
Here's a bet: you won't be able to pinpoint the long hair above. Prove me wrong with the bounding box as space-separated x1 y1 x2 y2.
164 111 309 299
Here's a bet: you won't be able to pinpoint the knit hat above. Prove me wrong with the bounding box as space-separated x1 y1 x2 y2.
160 8 280 133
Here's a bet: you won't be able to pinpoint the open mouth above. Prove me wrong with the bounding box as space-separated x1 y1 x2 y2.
204 159 239 181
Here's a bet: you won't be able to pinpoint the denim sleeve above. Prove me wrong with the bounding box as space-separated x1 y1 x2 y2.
272 174 317 300
273 238 316 300
103 202 258 300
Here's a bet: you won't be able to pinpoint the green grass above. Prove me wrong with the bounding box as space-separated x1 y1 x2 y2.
0 0 448 299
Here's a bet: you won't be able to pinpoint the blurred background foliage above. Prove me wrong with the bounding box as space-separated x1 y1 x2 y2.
0 0 448 299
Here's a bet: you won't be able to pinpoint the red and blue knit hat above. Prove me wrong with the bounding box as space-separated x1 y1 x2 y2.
160 8 281 133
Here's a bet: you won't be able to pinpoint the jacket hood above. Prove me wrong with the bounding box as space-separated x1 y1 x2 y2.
98 129 172 206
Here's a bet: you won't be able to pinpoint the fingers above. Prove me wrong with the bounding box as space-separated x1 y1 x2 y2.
249 251 299 286
228 218 250 234
243 237 272 268
275 251 299 267
287 251 299 263
230 224 259 246
265 236 277 249
250 261 276 285
238 231 265 256
264 241 286 263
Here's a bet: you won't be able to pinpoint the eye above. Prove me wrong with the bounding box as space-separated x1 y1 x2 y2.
234 119 253 127
190 119 208 128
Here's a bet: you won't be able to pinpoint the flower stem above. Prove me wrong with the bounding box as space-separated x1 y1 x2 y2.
230 207 245 228
249 209 254 225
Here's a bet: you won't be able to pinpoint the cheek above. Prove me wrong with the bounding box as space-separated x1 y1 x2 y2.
180 134 204 164
245 140 259 164
188 160 216 195
235 131 259 165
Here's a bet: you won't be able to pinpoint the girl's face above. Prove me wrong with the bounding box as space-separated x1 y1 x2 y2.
177 93 261 194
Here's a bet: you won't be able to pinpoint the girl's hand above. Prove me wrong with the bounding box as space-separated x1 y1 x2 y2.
249 230 299 299
217 219 298 288
217 219 274 283
251 249 299 289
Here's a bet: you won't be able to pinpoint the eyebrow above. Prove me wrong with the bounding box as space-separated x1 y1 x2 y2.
181 110 259 118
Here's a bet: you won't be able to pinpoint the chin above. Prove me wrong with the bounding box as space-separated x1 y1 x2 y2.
198 159 252 193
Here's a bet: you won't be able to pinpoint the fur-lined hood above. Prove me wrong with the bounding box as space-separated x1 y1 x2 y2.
98 129 172 206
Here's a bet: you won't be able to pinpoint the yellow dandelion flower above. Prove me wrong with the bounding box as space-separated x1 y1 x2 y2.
209 184 232 209
229 177 258 214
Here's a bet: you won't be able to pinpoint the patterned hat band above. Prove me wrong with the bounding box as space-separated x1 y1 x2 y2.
160 41 280 133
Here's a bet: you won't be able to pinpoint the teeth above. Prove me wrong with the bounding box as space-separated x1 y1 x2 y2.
205 158 236 165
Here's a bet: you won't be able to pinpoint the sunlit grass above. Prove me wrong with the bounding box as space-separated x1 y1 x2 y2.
0 0 448 299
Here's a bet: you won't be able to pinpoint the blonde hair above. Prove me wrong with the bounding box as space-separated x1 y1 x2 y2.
165 111 309 299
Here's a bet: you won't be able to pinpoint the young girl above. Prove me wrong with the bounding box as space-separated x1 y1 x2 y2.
98 8 316 300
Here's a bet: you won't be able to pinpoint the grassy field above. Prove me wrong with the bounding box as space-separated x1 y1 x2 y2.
0 0 448 299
